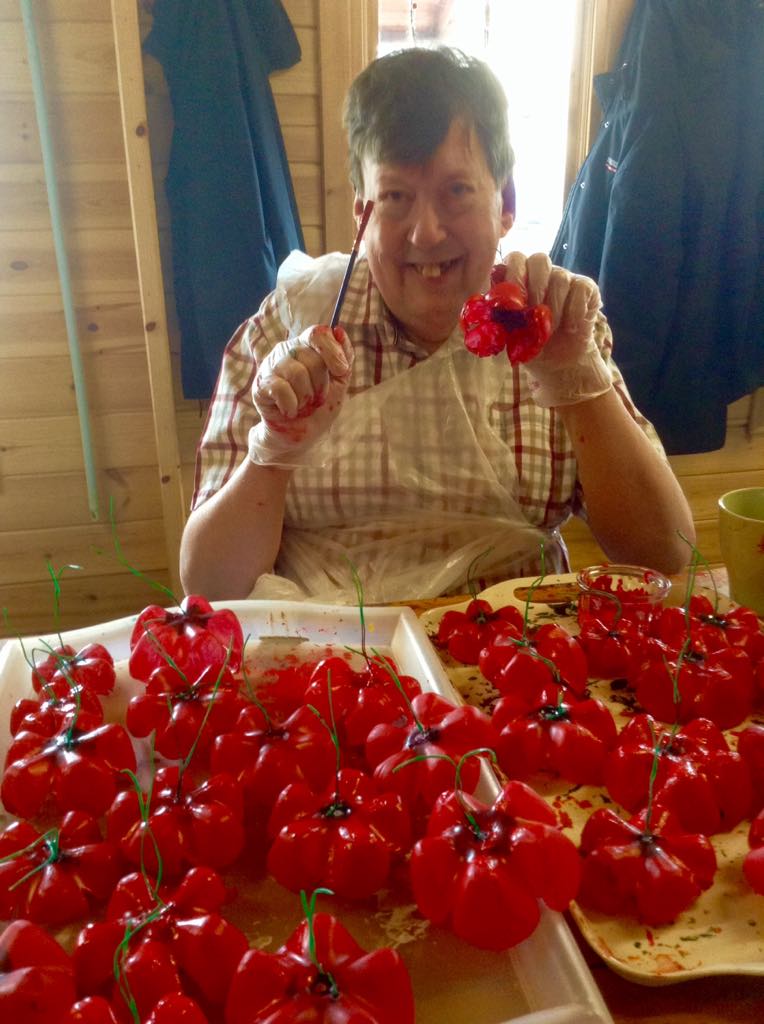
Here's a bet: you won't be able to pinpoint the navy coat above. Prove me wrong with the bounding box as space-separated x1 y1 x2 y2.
145 0 305 399
550 0 764 454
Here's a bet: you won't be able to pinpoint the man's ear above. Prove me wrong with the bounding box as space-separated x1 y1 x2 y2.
353 195 366 222
501 177 516 233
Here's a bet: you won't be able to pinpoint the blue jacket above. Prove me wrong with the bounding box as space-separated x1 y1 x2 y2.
145 0 305 399
550 0 764 454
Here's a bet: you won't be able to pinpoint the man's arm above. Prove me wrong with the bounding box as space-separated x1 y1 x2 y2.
180 460 292 600
181 323 354 599
503 250 694 572
559 388 694 573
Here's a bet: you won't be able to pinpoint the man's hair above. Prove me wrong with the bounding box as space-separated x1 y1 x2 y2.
343 46 514 194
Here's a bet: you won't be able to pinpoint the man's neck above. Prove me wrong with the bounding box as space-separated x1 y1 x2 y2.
390 313 454 355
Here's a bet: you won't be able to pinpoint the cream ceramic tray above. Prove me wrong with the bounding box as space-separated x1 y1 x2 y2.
420 575 764 986
0 600 611 1024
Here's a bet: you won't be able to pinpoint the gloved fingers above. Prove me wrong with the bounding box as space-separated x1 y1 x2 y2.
248 327 354 464
586 279 602 317
253 347 326 419
524 252 553 306
502 251 553 307
502 251 529 291
253 372 302 420
287 346 332 402
540 266 576 329
253 322 352 420
503 253 601 333
304 325 354 380
558 275 602 333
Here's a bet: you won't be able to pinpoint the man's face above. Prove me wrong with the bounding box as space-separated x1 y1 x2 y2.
355 119 513 350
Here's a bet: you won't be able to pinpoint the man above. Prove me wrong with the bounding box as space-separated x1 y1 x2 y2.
180 47 693 603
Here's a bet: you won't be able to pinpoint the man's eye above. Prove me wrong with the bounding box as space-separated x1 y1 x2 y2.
377 190 412 219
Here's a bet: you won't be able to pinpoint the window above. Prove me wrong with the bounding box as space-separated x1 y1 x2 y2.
377 0 580 254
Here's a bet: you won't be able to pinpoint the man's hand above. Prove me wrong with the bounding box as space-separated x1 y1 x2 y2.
248 325 354 466
503 252 612 408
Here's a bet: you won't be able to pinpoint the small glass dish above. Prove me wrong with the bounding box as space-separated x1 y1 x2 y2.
576 564 671 628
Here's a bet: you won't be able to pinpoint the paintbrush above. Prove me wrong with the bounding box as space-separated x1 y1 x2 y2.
330 200 374 328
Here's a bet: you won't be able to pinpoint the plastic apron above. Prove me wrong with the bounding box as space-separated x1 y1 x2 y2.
249 252 565 604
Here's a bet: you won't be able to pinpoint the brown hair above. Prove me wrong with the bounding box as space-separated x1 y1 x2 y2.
343 47 515 195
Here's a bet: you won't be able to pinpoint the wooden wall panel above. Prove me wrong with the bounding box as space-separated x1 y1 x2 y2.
2 465 162 534
0 1 111 19
0 410 168 477
0 351 149 418
1 96 127 165
0 164 132 232
0 293 144 358
0 228 143 295
3 571 174 638
0 0 168 639
1 519 167 588
284 0 315 25
269 27 317 97
0 21 119 95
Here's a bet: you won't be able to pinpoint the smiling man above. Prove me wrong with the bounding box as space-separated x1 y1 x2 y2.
180 47 693 603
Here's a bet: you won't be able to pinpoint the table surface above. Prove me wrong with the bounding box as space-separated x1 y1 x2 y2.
415 567 764 1024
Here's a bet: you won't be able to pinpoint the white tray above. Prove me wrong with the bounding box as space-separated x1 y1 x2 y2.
421 577 764 987
0 600 611 1024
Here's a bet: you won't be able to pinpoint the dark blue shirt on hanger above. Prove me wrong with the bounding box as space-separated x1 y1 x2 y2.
550 0 764 454
145 0 305 399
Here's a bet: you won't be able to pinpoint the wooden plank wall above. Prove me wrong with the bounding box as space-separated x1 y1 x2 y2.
141 0 323 513
0 0 176 637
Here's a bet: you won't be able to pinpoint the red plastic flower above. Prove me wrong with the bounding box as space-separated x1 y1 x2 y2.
459 265 553 363
225 912 414 1024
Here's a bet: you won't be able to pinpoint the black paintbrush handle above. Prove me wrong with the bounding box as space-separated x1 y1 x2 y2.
329 200 374 328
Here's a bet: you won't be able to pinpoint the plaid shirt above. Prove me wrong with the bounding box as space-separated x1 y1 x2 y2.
192 254 660 595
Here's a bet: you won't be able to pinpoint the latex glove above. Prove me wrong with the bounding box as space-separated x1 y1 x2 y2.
503 252 613 408
248 325 354 466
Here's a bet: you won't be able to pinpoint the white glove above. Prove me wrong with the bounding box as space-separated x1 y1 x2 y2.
248 325 354 467
503 252 613 408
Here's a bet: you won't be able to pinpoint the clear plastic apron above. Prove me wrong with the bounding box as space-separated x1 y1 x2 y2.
249 252 564 604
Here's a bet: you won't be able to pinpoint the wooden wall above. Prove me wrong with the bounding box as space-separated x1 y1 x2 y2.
0 0 175 637
1 0 760 640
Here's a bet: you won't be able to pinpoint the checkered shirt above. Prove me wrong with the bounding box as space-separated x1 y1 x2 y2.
192 254 661 592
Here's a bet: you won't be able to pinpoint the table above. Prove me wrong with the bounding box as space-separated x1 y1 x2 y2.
414 567 764 1024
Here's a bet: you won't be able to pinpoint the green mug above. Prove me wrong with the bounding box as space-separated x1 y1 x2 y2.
718 487 764 614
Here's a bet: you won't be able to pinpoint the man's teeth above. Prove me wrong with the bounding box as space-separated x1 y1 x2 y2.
414 260 455 277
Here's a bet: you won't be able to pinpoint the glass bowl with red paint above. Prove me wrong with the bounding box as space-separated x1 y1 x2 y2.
576 564 671 629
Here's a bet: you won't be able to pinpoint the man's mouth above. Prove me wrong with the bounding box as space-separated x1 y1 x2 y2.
409 257 460 278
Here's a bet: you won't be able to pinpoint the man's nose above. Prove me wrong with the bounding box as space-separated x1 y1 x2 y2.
407 197 448 250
